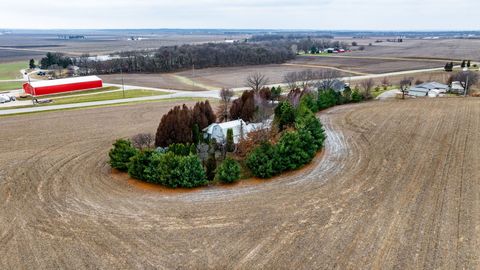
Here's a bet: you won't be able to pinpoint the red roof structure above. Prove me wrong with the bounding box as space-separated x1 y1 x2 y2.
23 76 103 96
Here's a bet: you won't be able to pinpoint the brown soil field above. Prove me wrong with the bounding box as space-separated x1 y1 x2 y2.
101 64 353 91
292 55 444 74
0 33 247 57
0 48 45 63
99 73 209 91
175 64 352 89
1 98 480 269
338 38 480 61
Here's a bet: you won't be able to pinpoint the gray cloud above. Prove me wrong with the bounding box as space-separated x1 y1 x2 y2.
0 0 478 30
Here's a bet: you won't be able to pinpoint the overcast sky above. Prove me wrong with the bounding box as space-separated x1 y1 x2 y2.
1 0 478 30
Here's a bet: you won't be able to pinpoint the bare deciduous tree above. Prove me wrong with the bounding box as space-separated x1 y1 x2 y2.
246 72 269 93
283 72 299 90
360 78 375 100
217 88 234 122
316 70 342 91
381 77 390 86
298 70 319 90
399 77 413 100
449 71 479 94
132 133 154 150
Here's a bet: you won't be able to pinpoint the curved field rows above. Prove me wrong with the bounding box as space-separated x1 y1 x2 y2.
1 99 479 269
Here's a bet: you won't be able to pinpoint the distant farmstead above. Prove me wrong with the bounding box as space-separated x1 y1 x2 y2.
408 82 449 97
23 76 103 96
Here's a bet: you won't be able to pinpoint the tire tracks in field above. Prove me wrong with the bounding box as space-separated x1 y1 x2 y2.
1 99 480 269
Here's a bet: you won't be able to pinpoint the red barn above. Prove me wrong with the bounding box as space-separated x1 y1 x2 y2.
23 76 103 96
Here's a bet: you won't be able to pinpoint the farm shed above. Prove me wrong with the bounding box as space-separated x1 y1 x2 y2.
408 82 449 97
203 119 271 144
23 76 103 96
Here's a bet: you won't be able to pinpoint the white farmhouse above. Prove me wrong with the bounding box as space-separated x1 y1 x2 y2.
203 119 271 144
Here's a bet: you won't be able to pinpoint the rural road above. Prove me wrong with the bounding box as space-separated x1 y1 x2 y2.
1 98 479 269
305 54 461 63
0 66 450 116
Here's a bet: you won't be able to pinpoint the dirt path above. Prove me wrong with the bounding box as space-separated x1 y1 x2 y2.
1 98 479 269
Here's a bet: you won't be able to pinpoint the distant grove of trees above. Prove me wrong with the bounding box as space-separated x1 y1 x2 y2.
36 38 351 76
39 52 73 69
72 42 296 75
249 34 334 42
36 38 352 76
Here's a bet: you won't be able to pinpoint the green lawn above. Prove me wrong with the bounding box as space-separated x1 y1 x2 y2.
0 81 23 91
39 86 120 99
44 89 169 105
0 61 27 80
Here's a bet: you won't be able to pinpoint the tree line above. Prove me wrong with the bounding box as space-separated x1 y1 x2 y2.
73 42 296 75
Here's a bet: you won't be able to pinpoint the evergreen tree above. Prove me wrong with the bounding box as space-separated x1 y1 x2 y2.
192 124 201 145
216 158 241 183
226 128 235 152
274 101 296 130
108 139 138 172
29 59 36 69
205 153 217 181
230 90 255 121
271 86 282 101
155 104 193 147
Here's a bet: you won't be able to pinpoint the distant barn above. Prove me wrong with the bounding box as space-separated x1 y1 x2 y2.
23 76 103 96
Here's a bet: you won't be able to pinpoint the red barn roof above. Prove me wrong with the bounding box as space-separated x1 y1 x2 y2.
23 76 103 96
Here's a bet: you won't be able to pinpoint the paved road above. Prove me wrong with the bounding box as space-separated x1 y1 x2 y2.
304 54 461 63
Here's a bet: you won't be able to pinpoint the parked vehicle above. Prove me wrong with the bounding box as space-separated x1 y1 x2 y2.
0 95 11 103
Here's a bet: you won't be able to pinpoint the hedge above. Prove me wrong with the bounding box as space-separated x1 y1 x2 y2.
216 158 241 183
108 139 139 172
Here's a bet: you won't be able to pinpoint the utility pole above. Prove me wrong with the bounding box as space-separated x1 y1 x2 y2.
192 64 195 88
463 67 469 97
120 66 125 98
27 73 35 106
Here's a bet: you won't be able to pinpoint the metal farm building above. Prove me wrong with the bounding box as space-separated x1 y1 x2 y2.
23 76 103 96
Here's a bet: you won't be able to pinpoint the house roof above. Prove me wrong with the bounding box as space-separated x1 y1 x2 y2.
415 82 449 90
203 119 245 133
203 119 272 143
409 87 429 93
27 76 102 88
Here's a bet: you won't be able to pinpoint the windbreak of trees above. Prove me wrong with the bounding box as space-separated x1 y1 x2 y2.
40 52 73 69
75 42 296 75
297 39 349 53
249 34 334 42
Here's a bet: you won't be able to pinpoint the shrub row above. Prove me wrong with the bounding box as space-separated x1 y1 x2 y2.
109 141 241 188
246 107 325 178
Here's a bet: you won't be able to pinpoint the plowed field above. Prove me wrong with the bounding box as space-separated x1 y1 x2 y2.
1 98 479 269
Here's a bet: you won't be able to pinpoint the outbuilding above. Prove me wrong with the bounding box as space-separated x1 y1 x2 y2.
203 119 271 144
408 82 449 97
23 76 103 96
